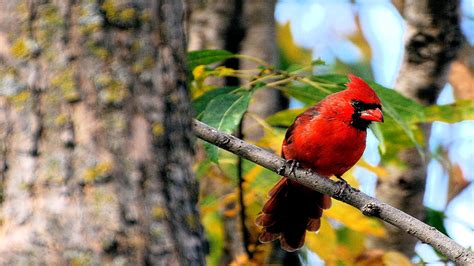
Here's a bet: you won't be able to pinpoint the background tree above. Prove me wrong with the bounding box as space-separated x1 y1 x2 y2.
0 0 205 264
187 1 292 264
370 0 463 256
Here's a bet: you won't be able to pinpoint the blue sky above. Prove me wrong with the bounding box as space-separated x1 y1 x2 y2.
275 0 473 264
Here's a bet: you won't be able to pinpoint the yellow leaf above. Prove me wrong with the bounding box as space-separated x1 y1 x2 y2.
191 65 215 97
335 228 366 260
382 251 413 266
215 66 235 77
448 163 470 203
216 150 239 180
266 108 305 127
354 249 413 266
202 212 224 266
229 253 250 266
223 207 239 217
348 17 372 62
355 249 385 266
357 160 388 178
243 189 258 206
435 148 472 203
244 165 264 187
192 65 207 80
255 126 285 155
325 200 385 237
332 169 360 188
277 22 312 66
305 218 338 264
221 190 238 206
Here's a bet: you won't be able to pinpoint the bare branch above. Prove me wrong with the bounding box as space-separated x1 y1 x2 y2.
193 119 474 265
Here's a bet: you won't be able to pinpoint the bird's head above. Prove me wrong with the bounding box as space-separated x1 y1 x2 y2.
328 74 383 130
345 74 383 130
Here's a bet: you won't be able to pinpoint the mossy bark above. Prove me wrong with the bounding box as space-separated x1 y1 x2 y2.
0 0 205 265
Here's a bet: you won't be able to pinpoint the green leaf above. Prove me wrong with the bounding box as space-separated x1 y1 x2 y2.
202 211 224 265
425 207 449 239
283 83 338 105
266 108 304 127
368 82 424 121
282 74 347 105
421 100 474 123
311 58 326 66
368 82 425 159
370 123 386 154
201 92 252 162
187 49 234 71
192 86 238 119
286 64 305 73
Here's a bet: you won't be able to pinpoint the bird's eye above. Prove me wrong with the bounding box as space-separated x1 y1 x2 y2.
352 101 363 108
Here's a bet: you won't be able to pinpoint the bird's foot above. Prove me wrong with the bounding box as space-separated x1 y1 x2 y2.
277 165 285 175
335 175 359 197
277 159 300 177
287 159 300 177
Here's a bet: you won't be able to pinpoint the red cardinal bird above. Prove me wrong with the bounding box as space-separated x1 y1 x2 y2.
256 74 383 252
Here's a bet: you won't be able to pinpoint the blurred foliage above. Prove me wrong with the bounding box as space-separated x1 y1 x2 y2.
425 208 448 236
432 147 472 205
186 28 473 264
277 22 313 69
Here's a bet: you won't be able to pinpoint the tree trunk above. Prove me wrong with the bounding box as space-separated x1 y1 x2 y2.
188 2 247 264
187 0 290 264
449 38 474 99
370 0 462 257
0 0 206 265
240 0 287 141
187 0 237 51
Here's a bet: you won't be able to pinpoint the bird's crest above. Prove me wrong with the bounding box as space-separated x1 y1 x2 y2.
345 74 381 104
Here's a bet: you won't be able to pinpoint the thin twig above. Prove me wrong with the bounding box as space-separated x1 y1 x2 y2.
192 119 474 266
233 54 272 68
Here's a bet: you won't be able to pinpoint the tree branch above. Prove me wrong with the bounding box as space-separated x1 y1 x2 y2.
192 119 474 265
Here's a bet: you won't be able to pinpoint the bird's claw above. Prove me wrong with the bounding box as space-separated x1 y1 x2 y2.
287 159 300 177
334 176 359 198
335 180 350 198
277 159 300 177
277 165 285 175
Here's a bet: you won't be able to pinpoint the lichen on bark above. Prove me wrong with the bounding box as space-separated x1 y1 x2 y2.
0 0 205 265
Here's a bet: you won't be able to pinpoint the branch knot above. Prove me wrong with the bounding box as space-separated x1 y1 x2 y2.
361 202 380 217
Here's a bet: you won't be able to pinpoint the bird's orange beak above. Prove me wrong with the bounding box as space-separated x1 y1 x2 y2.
360 108 384 122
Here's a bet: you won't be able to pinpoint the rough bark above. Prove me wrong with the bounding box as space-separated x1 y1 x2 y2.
370 0 463 256
0 0 205 265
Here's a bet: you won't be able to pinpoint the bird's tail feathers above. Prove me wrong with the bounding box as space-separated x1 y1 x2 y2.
256 177 331 252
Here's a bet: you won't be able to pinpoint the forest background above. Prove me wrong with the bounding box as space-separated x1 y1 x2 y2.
0 0 472 265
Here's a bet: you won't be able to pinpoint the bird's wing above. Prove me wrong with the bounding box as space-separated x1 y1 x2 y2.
282 104 322 158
